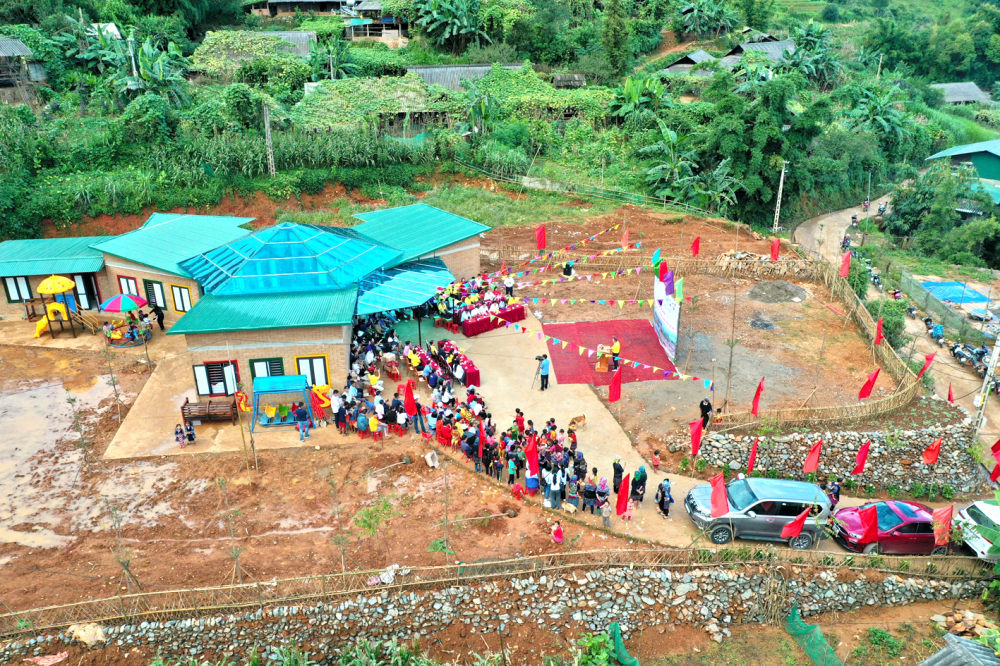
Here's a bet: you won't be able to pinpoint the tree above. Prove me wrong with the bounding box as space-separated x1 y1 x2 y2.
681 0 737 39
608 76 671 121
107 36 192 108
601 0 631 74
846 86 913 159
738 0 773 31
413 0 491 52
640 120 697 200
308 39 359 81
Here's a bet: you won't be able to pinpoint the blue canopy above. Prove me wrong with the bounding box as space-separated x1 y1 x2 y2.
356 257 454 315
250 374 314 433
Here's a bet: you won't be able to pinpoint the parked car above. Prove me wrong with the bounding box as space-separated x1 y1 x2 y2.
684 478 831 550
832 500 946 555
956 501 1000 561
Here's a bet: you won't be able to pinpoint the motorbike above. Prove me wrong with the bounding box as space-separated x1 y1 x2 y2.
931 324 945 346
952 340 974 364
851 214 858 227
907 306 918 319
923 316 935 333
877 203 887 216
871 273 883 291
841 237 851 252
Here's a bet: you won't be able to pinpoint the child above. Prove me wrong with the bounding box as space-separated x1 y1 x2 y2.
551 520 564 544
651 449 661 472
623 498 635 522
600 497 612 529
507 457 517 485
174 424 186 449
184 422 196 445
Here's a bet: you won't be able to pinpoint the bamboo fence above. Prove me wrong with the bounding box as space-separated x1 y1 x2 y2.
480 247 920 428
0 547 987 639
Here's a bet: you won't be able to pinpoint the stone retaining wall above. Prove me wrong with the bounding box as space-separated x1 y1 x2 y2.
1 565 985 664
668 402 986 494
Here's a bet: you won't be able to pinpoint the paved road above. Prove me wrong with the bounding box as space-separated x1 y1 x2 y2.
792 196 892 263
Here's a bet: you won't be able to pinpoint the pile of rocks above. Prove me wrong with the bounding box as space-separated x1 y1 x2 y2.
932 610 997 638
0 564 987 664
664 403 983 493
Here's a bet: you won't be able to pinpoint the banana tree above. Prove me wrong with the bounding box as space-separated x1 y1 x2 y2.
108 35 192 107
971 490 1000 574
414 0 491 52
309 39 359 81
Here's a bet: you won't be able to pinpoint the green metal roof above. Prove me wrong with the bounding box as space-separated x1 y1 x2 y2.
91 213 255 277
0 237 106 277
927 139 1000 161
972 180 1000 205
352 203 488 267
167 286 357 335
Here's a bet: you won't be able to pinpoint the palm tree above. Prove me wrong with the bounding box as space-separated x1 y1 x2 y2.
733 53 775 95
108 35 191 107
465 82 499 138
681 0 737 39
691 159 739 215
609 77 672 120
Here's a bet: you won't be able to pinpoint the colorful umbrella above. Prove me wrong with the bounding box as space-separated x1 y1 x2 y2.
37 275 76 294
100 294 147 312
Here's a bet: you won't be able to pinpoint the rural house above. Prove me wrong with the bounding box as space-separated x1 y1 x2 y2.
930 82 992 105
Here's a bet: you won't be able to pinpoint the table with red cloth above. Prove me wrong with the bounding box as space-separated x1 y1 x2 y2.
461 305 526 337
439 340 480 387
413 346 445 377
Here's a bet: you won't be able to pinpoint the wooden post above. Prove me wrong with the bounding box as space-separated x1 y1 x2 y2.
263 104 276 178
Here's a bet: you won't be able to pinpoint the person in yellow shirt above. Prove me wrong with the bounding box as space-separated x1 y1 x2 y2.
611 336 621 370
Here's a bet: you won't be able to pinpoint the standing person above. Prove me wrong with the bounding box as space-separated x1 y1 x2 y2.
829 478 842 510
504 273 515 297
611 336 621 370
566 475 580 508
539 354 551 391
651 449 661 472
631 466 647 508
507 456 517 485
412 396 427 435
174 424 186 449
699 397 713 431
295 401 311 441
150 304 165 331
582 477 597 514
612 457 625 494
600 495 612 529
549 465 565 509
655 478 674 519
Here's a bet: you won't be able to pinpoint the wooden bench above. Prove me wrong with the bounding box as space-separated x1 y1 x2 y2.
181 397 238 426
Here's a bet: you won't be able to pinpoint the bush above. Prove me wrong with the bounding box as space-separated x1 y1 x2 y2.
297 169 329 195
333 164 427 191
820 3 840 21
847 258 870 301
119 93 176 144
477 140 531 177
235 53 311 98
491 121 532 149
867 297 908 348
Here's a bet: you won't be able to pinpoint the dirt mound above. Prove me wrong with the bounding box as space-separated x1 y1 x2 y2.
748 280 808 304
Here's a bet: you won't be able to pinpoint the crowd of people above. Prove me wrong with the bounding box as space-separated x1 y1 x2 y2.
434 278 520 323
102 303 165 343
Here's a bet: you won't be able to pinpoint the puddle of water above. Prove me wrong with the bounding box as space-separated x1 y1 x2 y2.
0 376 207 549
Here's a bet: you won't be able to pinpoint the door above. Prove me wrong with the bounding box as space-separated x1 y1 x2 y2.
296 356 328 387
740 500 780 537
886 522 935 554
143 279 166 309
73 274 97 310
773 501 807 540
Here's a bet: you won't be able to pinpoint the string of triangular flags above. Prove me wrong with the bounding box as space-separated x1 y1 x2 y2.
489 315 713 389
507 242 642 279
478 223 625 282
516 264 649 289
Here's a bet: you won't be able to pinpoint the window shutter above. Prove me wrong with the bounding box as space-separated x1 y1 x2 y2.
15 277 30 300
193 365 210 396
268 359 284 376
206 363 226 394
312 358 328 386
223 363 238 396
297 358 312 384
253 360 270 378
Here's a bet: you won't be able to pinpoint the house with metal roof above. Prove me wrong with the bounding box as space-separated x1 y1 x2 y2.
0 36 33 84
661 49 717 76
162 204 484 398
918 634 1000 666
930 81 992 105
927 139 1000 180
721 40 795 66
0 237 109 319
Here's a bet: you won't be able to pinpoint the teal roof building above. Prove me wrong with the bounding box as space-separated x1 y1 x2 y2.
927 140 1000 181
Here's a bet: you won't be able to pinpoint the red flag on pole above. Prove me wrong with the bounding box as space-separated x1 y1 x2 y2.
839 251 851 277
803 439 822 473
689 418 703 456
478 421 485 458
922 437 942 465
780 507 811 539
916 353 935 380
709 472 728 518
525 436 539 477
621 229 629 249
858 368 880 400
770 238 780 261
948 383 954 404
859 505 879 544
853 441 870 475
608 366 622 403
747 437 759 475
992 438 1000 464
616 473 630 516
933 506 953 546
992 465 1000 482
403 381 417 417
875 318 884 346
658 260 668 282
751 377 764 416
535 225 546 250
500 259 507 275
691 237 700 257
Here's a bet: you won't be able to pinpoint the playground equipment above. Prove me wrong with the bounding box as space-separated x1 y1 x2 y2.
250 375 315 433
107 328 152 348
33 275 80 339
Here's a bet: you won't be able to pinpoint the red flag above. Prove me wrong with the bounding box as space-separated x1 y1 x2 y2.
747 437 759 475
689 418 703 456
658 260 668 282
770 238 780 261
875 318 884 346
922 437 942 465
933 506 953 546
525 436 539 476
992 465 1000 482
709 473 728 518
948 383 954 404
839 251 851 278
853 441 870 475
916 353 935 380
616 473 630 516
992 438 1000 464
858 368 880 400
500 259 507 275
859 504 879 543
478 421 486 458
780 507 811 539
535 225 546 250
403 381 417 417
691 237 700 257
803 439 822 474
608 366 623 403
621 229 629 249
751 377 764 416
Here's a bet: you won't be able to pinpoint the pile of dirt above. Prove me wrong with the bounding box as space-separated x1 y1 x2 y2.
748 280 808 304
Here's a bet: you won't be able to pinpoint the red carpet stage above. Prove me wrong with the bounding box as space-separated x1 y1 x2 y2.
541 319 677 386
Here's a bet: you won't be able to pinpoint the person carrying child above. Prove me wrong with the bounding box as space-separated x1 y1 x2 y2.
174 424 186 449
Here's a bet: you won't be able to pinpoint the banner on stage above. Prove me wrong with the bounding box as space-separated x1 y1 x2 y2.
653 277 680 361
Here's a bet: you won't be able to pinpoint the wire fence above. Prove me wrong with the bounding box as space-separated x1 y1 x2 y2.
899 271 992 345
0 547 988 639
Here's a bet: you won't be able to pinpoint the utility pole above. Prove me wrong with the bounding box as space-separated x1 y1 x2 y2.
263 103 276 178
772 161 789 234
127 32 138 78
329 54 334 80
974 344 1000 440
876 54 883 79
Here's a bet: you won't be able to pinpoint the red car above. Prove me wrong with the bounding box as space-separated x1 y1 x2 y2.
832 500 947 555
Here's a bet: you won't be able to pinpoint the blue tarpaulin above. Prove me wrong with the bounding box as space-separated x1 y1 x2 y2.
921 281 992 304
